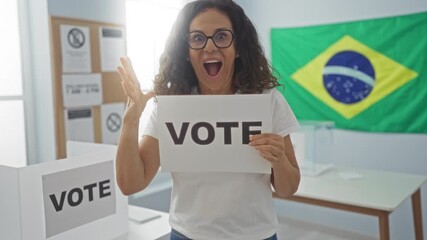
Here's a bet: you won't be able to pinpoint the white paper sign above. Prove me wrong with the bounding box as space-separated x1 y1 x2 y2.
42 161 116 238
101 103 125 144
157 94 272 173
65 108 95 143
62 74 103 108
60 25 92 73
99 27 126 72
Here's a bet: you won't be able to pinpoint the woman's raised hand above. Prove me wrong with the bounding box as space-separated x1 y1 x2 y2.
117 57 155 120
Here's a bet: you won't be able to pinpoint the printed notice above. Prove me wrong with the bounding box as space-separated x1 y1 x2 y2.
62 74 102 108
157 94 273 173
65 108 94 143
60 25 92 73
101 103 125 144
99 27 126 72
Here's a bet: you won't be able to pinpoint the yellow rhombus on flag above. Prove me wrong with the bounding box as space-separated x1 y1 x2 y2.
291 35 418 119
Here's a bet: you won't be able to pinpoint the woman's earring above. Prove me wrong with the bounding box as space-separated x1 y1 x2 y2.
236 54 240 58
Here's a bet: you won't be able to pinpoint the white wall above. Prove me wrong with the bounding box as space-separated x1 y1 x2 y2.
236 0 427 60
48 0 125 24
21 0 55 164
235 0 427 239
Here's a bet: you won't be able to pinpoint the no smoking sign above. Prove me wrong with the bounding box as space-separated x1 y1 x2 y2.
67 28 85 49
106 113 121 132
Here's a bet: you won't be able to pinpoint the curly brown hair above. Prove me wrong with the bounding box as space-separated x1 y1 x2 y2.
153 0 280 95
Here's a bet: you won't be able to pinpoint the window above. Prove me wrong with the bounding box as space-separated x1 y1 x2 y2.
126 0 182 91
126 0 185 137
0 0 27 167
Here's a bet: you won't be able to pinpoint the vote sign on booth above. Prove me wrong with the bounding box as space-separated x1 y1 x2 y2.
42 161 116 238
0 145 128 240
157 93 273 173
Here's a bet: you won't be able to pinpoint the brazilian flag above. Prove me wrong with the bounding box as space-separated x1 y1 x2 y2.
271 12 427 133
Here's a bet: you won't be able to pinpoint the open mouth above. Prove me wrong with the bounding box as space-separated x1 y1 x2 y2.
203 60 223 77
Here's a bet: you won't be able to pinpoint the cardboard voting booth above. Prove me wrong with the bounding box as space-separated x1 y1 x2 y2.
0 142 128 240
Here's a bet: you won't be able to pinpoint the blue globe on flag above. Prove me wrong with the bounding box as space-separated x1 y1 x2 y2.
323 50 375 104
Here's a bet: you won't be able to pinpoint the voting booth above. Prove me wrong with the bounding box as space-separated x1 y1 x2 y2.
291 121 335 176
0 142 128 240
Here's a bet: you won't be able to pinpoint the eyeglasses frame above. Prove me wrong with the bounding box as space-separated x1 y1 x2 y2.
186 29 235 50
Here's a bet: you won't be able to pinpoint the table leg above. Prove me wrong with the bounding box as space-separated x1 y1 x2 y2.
412 189 423 240
379 212 390 240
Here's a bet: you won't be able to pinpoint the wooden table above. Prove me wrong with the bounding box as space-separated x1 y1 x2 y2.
274 166 426 240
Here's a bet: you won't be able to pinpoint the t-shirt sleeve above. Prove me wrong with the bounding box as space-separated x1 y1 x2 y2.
271 88 299 136
142 101 158 139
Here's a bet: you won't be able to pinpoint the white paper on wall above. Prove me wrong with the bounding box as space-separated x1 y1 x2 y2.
64 108 95 143
101 103 125 144
62 74 103 108
60 25 92 73
99 26 126 72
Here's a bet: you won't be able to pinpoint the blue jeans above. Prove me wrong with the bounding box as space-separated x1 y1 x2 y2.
170 229 278 240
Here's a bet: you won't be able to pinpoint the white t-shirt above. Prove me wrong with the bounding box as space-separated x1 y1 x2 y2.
143 88 299 240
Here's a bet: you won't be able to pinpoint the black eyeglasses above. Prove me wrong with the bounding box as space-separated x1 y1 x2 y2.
187 29 234 50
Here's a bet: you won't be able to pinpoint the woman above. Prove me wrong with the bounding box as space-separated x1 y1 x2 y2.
116 0 300 239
